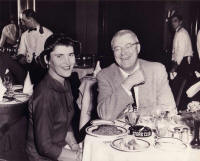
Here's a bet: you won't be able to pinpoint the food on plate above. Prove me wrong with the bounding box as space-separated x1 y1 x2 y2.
112 136 149 151
122 137 141 150
187 101 200 112
92 124 123 135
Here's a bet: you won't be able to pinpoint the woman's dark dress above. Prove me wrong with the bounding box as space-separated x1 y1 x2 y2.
26 73 74 161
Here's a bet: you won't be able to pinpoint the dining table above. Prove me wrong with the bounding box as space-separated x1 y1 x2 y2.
0 85 30 159
82 118 200 161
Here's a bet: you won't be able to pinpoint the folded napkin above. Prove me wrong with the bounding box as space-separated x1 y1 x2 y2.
0 77 7 101
186 81 200 98
23 72 33 95
195 71 200 78
93 61 101 77
5 68 9 75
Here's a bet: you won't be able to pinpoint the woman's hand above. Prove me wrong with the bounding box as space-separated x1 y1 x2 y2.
75 149 83 161
71 143 81 151
57 147 82 161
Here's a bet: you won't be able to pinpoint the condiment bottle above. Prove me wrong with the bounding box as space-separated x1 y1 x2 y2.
181 128 189 144
173 127 181 139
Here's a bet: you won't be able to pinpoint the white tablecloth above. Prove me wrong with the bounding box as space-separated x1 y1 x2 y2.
82 124 200 161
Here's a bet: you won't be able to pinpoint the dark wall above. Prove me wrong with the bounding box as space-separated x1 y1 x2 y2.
36 0 76 39
75 0 99 56
98 1 165 63
0 0 17 35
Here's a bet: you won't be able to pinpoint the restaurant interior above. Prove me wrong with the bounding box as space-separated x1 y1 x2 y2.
1 0 200 161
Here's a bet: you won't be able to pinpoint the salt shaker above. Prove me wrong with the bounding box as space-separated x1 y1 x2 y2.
173 127 181 139
181 128 189 144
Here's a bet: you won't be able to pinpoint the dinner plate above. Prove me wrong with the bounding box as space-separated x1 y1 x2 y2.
12 85 23 91
86 124 128 138
13 93 30 102
90 119 114 125
155 137 187 151
111 137 150 152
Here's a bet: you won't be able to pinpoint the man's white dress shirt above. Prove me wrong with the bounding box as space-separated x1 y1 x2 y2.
172 27 193 65
18 25 52 63
119 62 140 109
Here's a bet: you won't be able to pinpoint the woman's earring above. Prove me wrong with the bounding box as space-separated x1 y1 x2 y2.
44 55 50 68
47 62 50 68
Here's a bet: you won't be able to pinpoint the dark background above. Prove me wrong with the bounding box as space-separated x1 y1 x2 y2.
1 0 200 67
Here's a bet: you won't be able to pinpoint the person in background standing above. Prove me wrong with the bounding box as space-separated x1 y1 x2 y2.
169 14 193 110
0 15 19 48
17 9 53 86
0 15 26 84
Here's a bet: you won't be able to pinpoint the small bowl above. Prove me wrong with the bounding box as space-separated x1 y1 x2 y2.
129 125 152 137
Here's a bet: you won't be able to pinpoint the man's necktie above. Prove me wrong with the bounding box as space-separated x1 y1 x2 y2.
28 28 37 32
130 87 137 111
39 26 44 34
28 26 43 34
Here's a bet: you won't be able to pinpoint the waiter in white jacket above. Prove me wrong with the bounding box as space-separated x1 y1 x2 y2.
169 14 193 109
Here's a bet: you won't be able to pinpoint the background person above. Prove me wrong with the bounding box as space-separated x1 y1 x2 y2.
169 14 193 110
0 15 19 48
17 9 53 86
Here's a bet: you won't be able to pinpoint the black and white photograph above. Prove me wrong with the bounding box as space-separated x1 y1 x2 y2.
0 0 200 160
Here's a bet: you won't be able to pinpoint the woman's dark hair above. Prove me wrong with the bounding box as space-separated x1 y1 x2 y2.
38 33 76 69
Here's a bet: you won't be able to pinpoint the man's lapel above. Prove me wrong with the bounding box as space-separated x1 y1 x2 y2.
138 60 149 107
113 63 125 87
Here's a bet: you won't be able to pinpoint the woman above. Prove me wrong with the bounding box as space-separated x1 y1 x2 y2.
26 34 82 161
0 15 19 48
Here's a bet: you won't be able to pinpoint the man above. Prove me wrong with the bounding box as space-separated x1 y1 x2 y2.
97 29 176 121
170 14 193 79
169 14 193 109
17 9 53 85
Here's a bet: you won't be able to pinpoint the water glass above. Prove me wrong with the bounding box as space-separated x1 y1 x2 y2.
155 117 171 137
3 75 13 97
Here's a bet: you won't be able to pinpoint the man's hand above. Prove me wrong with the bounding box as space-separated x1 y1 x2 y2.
170 72 177 80
122 69 145 90
195 71 200 78
75 149 83 161
26 53 33 63
70 143 82 152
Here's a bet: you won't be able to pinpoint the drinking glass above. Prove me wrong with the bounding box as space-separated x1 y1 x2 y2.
3 75 13 97
155 113 172 137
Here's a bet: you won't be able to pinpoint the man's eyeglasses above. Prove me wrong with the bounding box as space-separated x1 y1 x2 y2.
113 42 139 54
